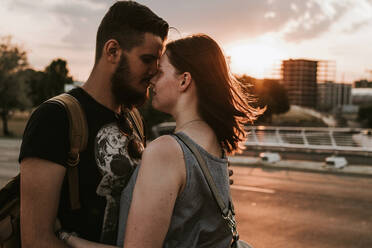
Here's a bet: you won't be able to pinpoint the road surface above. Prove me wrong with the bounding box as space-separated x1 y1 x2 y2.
1 139 371 247
232 165 372 248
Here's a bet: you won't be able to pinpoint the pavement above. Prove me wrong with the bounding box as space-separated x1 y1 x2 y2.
228 155 372 177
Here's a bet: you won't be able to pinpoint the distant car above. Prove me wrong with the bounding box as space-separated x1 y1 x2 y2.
151 122 176 138
325 156 348 169
259 152 281 163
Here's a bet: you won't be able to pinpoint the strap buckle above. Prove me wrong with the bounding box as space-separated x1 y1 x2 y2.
222 210 239 239
67 152 80 167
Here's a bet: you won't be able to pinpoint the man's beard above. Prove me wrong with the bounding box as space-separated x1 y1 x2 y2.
111 54 149 109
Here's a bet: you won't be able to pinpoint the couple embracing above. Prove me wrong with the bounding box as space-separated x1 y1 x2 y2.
19 1 259 247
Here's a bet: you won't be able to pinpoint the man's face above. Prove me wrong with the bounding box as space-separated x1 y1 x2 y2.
111 32 164 108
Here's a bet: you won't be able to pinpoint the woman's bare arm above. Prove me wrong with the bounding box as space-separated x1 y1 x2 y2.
122 135 185 248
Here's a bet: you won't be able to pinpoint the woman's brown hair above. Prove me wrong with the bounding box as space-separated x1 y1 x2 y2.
166 34 262 154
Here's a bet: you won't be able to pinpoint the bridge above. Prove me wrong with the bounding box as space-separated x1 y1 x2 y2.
243 126 372 165
245 126 372 152
150 123 372 164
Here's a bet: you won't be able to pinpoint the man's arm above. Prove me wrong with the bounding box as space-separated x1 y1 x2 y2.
20 157 69 248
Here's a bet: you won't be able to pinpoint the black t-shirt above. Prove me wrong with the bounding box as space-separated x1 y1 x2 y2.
19 87 141 243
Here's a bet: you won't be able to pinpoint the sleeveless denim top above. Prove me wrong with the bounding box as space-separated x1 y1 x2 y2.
117 132 232 247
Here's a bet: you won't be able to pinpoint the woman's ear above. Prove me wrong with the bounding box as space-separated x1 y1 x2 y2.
103 39 122 64
179 72 192 92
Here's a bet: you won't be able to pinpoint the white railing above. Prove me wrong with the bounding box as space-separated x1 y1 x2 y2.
245 126 372 152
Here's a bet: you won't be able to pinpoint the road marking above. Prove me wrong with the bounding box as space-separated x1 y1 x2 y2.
231 185 276 194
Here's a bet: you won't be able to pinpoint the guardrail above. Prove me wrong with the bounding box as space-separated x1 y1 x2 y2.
245 126 372 152
151 123 372 153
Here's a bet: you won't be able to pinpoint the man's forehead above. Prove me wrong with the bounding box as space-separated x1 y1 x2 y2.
138 33 164 55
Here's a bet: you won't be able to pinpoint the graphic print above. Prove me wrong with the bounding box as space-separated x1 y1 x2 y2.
94 122 141 243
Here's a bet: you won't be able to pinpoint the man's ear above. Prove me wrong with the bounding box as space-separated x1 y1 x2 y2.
103 39 122 64
179 72 192 92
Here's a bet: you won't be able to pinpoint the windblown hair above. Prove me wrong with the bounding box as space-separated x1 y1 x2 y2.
166 34 262 154
95 1 169 63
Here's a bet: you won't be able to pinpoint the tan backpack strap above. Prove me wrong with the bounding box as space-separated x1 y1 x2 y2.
47 93 88 210
128 108 145 144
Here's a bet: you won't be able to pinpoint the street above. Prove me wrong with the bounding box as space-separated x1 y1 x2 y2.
232 165 372 248
1 139 372 247
0 138 20 187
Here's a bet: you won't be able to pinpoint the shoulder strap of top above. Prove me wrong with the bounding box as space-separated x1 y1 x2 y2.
173 133 229 215
173 132 241 244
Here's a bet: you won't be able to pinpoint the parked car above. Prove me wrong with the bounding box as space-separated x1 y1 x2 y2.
259 152 281 163
325 156 348 169
152 122 176 138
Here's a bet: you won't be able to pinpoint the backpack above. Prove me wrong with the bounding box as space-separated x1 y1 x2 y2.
0 93 88 247
0 92 146 247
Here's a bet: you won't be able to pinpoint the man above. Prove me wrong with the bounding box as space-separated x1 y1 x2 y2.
19 1 169 247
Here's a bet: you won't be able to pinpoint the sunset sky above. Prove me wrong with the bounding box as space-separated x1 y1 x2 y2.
1 0 371 83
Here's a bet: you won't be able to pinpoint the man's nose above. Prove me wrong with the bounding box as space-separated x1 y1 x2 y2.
148 60 159 76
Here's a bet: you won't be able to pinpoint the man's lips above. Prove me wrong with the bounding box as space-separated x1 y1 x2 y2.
148 83 156 96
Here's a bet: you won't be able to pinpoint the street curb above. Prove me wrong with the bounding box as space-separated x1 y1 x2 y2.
228 156 372 178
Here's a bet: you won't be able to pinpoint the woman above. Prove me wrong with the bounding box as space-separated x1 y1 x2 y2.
63 34 260 248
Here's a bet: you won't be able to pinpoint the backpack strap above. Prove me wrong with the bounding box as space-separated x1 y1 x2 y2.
47 93 88 210
128 107 146 145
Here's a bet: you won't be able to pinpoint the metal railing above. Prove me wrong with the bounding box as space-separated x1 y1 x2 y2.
245 126 372 152
151 123 372 153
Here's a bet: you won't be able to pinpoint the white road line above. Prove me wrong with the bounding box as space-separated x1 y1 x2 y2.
231 185 276 194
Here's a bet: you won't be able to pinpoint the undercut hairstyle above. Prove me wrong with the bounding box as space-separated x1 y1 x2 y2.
166 34 263 154
95 1 169 64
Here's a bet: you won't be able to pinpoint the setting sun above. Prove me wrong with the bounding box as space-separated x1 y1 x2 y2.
225 38 286 79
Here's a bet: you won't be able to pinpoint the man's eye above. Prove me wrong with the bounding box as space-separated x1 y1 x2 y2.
141 57 155 64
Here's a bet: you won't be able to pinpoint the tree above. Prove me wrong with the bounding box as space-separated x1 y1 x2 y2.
28 59 73 106
0 36 30 136
237 75 290 123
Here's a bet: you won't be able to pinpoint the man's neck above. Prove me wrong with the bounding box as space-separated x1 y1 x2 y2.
82 70 121 114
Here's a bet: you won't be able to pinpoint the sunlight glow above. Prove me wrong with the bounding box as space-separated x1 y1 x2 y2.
225 38 287 79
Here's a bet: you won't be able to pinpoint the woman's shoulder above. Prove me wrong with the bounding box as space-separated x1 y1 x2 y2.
142 135 183 168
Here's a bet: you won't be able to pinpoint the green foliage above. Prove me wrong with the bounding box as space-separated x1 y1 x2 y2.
237 75 290 123
28 59 73 106
358 105 372 128
0 36 30 136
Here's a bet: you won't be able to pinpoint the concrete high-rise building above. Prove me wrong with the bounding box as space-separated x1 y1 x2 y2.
281 59 318 108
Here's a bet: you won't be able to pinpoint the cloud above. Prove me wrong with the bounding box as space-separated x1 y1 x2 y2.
137 0 303 43
283 1 350 42
343 19 372 33
51 2 109 45
7 0 368 49
136 0 359 44
2 0 371 81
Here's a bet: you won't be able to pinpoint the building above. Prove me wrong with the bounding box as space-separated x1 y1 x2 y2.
281 59 318 108
354 80 372 88
317 82 352 112
352 88 372 106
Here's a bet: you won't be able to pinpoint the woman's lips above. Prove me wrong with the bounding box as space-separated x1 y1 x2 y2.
148 84 156 96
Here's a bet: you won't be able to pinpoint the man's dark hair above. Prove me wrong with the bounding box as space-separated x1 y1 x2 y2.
95 1 169 64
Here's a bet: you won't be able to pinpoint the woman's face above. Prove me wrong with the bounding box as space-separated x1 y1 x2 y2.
150 52 180 113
